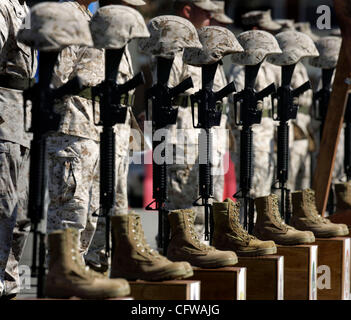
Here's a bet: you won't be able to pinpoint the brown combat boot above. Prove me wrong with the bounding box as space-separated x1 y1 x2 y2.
110 213 193 281
290 189 349 237
213 198 277 256
167 209 238 268
253 194 315 245
45 228 130 299
329 182 351 230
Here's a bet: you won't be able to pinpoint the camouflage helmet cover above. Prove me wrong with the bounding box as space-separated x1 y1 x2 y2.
309 36 341 69
122 0 146 6
17 2 93 51
183 26 243 66
267 31 319 66
231 30 282 66
294 22 319 42
138 15 202 59
90 5 150 49
211 1 234 24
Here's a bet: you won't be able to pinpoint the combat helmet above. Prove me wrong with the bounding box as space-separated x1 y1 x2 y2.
122 0 146 5
231 30 282 66
17 2 93 51
138 15 202 59
309 36 341 69
183 26 243 66
211 1 234 25
267 31 319 66
90 5 150 49
294 22 319 42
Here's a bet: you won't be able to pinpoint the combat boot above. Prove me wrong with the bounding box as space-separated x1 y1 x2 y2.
290 189 349 237
329 182 351 229
110 213 193 281
213 198 277 256
253 194 315 245
167 209 238 268
45 228 130 299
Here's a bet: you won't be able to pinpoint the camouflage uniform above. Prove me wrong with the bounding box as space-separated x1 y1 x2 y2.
0 0 37 296
46 1 103 257
287 62 314 191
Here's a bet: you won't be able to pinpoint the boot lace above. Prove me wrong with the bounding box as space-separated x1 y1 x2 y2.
132 215 162 259
229 202 255 242
271 196 291 230
305 190 330 224
186 213 215 251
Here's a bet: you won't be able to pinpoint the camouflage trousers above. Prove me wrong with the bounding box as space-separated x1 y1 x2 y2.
0 140 30 296
84 153 130 268
46 133 100 256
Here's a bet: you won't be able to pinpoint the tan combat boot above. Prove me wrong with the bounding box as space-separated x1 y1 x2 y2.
45 228 130 299
167 209 238 268
290 189 349 237
329 182 351 229
213 198 277 256
110 213 193 281
253 194 315 245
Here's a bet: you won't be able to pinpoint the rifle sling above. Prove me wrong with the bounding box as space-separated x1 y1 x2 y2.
174 94 228 113
76 87 135 106
0 74 36 91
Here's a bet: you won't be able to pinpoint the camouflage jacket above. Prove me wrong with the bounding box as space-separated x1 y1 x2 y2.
52 1 137 155
0 0 37 148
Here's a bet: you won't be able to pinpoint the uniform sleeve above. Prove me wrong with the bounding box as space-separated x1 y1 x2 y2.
0 6 10 51
51 45 79 88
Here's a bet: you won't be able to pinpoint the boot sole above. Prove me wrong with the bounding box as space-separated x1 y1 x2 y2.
236 246 277 257
190 257 238 269
275 236 315 245
110 268 188 282
313 229 350 238
45 284 130 300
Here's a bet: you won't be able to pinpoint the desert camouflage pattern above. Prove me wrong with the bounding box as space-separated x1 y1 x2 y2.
241 10 282 31
174 0 218 11
90 5 149 50
46 134 100 255
267 31 319 66
211 1 233 24
122 0 146 6
17 2 93 51
228 61 278 198
183 26 243 66
231 30 282 66
309 36 342 69
288 62 314 191
0 0 37 148
294 22 320 42
0 141 30 296
139 15 202 59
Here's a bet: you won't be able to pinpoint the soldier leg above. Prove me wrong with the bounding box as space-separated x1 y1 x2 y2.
0 141 25 296
4 146 31 295
85 153 129 270
46 134 99 256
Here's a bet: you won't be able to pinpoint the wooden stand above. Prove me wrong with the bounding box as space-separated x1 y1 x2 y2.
236 255 284 300
277 245 318 300
188 267 246 300
128 280 200 300
315 237 350 300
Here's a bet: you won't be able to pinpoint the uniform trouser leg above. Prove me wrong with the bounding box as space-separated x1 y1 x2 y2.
46 134 99 256
85 153 130 267
0 141 30 296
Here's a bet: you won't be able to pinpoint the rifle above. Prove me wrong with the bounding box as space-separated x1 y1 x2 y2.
233 63 276 233
344 93 351 180
312 68 335 214
23 51 84 298
145 57 193 253
191 62 236 242
92 48 145 259
272 64 312 223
